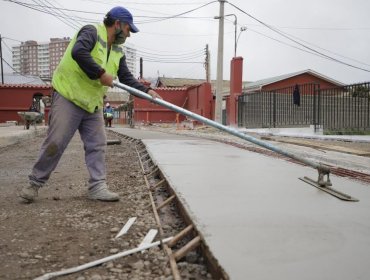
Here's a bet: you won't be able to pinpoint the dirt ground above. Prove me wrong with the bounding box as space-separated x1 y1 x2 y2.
2 124 367 279
0 130 197 280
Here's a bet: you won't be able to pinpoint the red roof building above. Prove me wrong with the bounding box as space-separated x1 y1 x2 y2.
0 84 52 124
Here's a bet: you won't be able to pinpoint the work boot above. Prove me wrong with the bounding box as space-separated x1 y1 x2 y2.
19 182 40 203
88 183 119 202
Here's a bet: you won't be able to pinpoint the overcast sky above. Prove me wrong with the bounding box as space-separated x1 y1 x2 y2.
1 0 370 84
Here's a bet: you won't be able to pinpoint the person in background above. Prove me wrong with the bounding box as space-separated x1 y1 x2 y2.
103 102 114 127
19 6 162 203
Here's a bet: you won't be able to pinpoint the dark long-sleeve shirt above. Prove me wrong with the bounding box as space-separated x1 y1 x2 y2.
71 25 150 93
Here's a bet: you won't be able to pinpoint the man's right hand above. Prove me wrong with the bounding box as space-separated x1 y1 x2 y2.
100 73 113 87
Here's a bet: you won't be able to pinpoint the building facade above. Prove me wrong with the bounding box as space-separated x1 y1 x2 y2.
12 41 39 77
48 38 70 78
12 38 70 80
123 44 137 76
12 39 137 81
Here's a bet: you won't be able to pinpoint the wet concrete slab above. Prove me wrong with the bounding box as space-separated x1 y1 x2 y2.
114 128 370 280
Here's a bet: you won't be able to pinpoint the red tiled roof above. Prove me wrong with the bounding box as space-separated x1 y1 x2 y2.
0 84 52 89
0 84 186 91
153 87 188 91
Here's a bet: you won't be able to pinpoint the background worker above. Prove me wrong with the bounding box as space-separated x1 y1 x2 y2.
20 6 161 203
103 102 114 127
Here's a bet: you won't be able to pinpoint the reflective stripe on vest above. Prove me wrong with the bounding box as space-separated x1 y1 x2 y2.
52 24 124 113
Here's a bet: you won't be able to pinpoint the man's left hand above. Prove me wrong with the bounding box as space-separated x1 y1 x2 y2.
148 89 163 100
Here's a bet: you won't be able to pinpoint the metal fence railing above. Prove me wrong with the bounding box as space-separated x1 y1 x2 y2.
320 83 370 133
238 83 319 128
238 82 370 134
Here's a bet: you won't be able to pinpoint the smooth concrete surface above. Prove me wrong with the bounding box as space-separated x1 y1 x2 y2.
145 138 370 280
115 126 370 174
143 138 370 280
113 128 370 279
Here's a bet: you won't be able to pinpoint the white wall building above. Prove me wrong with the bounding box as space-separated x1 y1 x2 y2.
37 43 50 79
123 44 137 77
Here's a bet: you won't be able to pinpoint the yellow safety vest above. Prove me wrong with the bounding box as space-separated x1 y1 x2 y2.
52 24 124 113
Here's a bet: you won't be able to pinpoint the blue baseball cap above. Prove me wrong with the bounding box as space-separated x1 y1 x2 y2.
108 6 139 33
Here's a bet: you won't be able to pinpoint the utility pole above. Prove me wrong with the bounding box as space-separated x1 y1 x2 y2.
205 44 210 83
0 34 4 84
139 57 143 79
215 0 225 123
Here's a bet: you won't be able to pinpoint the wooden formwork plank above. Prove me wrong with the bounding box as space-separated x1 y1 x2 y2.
156 195 176 211
168 225 194 248
173 236 201 261
150 179 166 190
146 167 159 177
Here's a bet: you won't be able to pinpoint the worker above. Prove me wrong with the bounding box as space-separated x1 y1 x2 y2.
19 6 162 203
103 102 114 127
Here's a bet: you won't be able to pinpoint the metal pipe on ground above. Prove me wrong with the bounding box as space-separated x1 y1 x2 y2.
34 237 172 280
106 139 122 145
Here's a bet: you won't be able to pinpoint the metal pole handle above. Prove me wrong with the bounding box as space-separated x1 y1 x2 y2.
113 81 331 179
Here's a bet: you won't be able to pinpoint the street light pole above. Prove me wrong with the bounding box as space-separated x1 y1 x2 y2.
225 14 238 57
236 26 247 56
215 14 237 58
0 34 4 84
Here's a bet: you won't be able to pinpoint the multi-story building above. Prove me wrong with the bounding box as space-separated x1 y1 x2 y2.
12 39 137 80
37 43 50 78
123 44 137 77
48 38 70 78
12 38 70 81
12 41 39 76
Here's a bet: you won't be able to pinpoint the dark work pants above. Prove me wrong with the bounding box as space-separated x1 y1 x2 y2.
29 91 107 189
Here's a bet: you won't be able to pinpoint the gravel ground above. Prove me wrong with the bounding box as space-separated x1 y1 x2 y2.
0 130 209 280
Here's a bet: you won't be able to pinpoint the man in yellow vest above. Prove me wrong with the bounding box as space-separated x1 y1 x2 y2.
19 6 161 203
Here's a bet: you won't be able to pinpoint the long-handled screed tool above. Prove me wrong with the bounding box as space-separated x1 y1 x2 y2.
113 81 358 202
